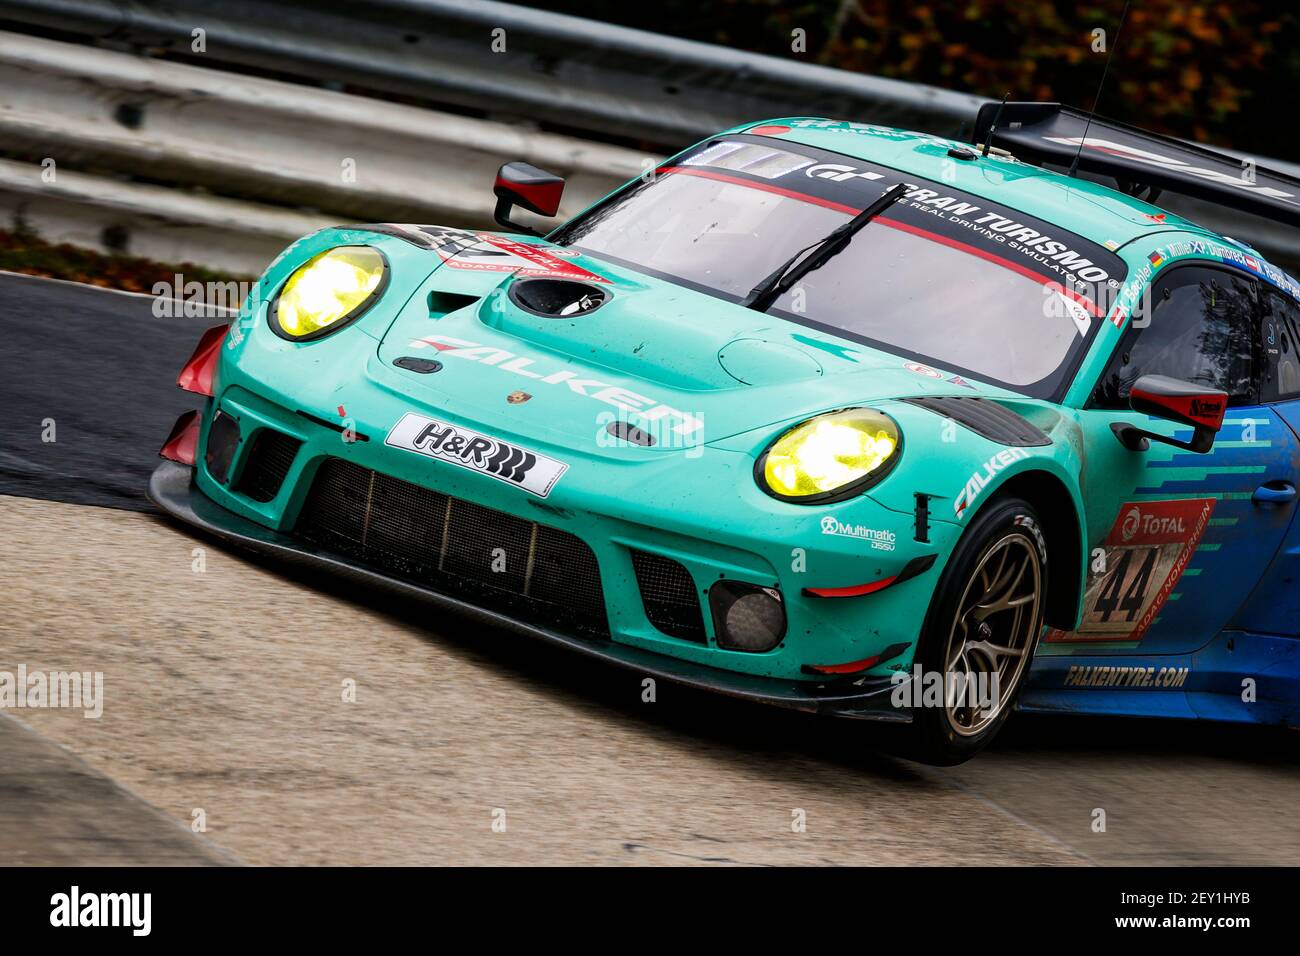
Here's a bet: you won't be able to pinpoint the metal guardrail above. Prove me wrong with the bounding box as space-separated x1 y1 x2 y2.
0 0 1296 273
0 0 988 147
0 154 335 277
0 29 651 274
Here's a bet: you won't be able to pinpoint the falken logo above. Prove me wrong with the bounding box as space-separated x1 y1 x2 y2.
409 334 703 436
953 448 1032 517
1190 398 1222 419
386 413 567 498
820 515 896 551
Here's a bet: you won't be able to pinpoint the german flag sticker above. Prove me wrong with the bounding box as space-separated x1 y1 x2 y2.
1148 250 1165 268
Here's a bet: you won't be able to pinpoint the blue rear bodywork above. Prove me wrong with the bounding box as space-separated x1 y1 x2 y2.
1023 398 1300 725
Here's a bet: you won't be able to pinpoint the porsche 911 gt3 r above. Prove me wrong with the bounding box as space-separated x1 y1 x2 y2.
150 102 1300 763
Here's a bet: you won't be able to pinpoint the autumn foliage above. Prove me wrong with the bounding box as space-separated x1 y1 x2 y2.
533 0 1299 161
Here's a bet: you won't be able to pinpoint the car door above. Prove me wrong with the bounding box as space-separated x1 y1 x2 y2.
1048 263 1300 654
1229 284 1300 636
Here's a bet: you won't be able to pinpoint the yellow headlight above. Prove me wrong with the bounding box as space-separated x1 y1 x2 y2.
273 246 386 339
762 409 900 499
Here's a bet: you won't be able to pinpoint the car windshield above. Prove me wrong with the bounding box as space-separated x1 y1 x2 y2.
550 134 1128 398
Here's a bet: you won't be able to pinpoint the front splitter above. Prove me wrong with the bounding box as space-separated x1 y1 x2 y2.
147 460 911 722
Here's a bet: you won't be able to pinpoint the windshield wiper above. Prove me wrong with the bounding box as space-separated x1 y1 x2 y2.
741 182 907 312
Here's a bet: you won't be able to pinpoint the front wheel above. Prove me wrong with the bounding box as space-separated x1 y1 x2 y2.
902 495 1047 765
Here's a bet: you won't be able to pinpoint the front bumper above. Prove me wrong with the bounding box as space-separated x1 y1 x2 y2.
149 459 911 721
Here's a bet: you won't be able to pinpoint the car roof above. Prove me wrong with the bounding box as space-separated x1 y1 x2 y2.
722 117 1274 263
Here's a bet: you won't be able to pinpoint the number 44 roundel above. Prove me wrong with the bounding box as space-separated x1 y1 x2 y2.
1046 498 1216 644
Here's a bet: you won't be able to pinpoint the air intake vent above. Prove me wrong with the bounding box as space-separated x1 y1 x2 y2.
294 459 608 637
508 278 608 317
234 428 301 502
605 420 655 446
427 290 479 318
631 550 706 643
901 397 1052 447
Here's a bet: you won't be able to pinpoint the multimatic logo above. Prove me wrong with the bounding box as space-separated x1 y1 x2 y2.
820 515 896 551
386 413 567 498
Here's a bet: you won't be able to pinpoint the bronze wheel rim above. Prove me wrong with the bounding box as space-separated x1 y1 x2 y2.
942 533 1042 737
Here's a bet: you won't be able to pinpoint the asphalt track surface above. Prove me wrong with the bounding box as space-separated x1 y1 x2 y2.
2 270 1300 865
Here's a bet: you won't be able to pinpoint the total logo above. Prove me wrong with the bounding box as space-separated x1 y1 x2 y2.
1119 505 1186 543
953 448 1032 518
820 515 897 551
1120 506 1142 542
409 334 703 436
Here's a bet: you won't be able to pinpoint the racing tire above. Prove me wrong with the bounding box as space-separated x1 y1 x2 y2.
900 495 1048 765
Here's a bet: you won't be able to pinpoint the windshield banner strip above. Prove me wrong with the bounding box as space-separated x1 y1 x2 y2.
873 217 1104 317
660 166 860 215
662 165 1104 317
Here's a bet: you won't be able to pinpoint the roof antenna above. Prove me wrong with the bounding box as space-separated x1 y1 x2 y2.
1068 0 1131 178
980 91 1011 157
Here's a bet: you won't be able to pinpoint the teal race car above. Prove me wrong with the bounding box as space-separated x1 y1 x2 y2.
151 103 1300 763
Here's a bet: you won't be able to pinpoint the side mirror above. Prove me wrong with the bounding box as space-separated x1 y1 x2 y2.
493 162 565 235
1112 374 1227 454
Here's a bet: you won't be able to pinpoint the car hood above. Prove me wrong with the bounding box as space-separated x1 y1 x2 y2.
372 234 1017 453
